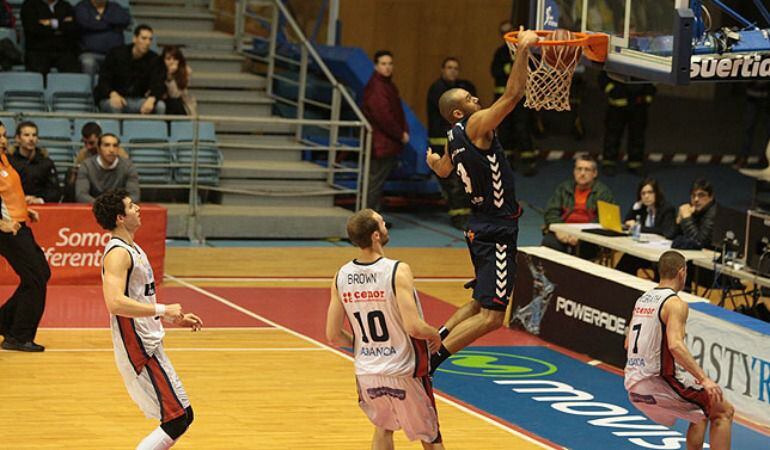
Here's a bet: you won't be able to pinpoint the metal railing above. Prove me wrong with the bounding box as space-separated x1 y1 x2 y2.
0 110 367 242
233 0 372 209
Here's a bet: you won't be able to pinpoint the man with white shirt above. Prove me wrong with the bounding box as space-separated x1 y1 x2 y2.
76 133 139 203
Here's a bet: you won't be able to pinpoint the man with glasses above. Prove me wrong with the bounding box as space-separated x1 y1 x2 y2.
671 178 717 250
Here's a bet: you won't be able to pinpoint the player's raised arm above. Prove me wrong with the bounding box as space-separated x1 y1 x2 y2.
326 273 353 347
466 28 538 141
102 248 182 320
394 263 441 352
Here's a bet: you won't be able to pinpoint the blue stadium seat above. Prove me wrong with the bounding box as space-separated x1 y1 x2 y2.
170 121 222 185
0 27 17 45
46 73 95 112
122 120 173 184
0 116 16 135
27 117 74 183
0 72 46 112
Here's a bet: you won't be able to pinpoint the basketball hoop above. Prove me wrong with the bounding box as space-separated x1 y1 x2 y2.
505 30 608 111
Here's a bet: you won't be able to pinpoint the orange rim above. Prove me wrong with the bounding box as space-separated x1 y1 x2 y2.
504 30 609 63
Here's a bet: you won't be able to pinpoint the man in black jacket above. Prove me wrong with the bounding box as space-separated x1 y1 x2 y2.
672 178 717 249
94 24 166 114
9 121 61 204
20 0 79 74
427 57 476 229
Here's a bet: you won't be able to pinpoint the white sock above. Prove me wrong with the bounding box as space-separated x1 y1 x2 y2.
136 427 175 450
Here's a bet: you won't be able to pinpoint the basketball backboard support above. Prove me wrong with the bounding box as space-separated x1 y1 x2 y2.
531 0 770 85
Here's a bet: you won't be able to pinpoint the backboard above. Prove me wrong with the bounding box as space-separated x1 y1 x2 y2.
531 0 770 85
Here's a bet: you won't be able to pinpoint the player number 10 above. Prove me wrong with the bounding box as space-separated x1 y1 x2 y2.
352 310 390 343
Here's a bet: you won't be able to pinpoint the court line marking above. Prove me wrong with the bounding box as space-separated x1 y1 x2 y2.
169 276 467 283
40 347 326 353
165 274 560 450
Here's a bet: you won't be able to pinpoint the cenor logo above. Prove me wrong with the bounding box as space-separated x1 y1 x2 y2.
438 350 557 378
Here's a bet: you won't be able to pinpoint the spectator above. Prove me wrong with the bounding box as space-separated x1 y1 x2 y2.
94 24 166 114
615 177 676 276
542 154 614 256
0 0 21 71
76 133 139 203
427 56 475 230
599 71 655 176
0 119 50 352
8 121 61 203
74 0 131 77
671 178 716 250
20 0 79 75
158 45 197 115
75 121 128 164
361 50 409 211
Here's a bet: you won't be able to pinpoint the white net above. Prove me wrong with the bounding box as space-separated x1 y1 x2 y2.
507 39 583 111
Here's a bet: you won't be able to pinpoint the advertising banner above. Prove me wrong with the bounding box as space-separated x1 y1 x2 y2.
0 204 166 285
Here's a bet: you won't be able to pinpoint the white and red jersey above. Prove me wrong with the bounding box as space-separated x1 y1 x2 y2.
624 287 680 390
103 237 163 375
336 257 430 377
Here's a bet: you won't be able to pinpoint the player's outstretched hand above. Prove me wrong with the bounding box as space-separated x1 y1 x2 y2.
175 313 203 332
427 330 442 354
701 378 723 405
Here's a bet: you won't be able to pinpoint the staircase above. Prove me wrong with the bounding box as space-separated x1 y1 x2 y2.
132 0 353 239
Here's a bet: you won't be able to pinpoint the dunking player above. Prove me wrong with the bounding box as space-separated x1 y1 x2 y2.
625 251 734 450
425 29 538 372
326 209 444 449
93 189 203 449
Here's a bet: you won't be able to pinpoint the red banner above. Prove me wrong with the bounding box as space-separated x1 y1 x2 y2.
0 204 166 285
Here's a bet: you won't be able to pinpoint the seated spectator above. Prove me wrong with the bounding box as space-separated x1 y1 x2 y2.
74 0 131 77
94 24 166 114
62 122 129 201
615 178 676 276
159 45 197 115
671 178 717 250
542 154 614 257
8 121 61 203
0 0 21 71
75 133 139 203
75 121 128 164
21 0 79 75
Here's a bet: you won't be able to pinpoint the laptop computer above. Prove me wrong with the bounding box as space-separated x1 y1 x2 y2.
583 201 628 237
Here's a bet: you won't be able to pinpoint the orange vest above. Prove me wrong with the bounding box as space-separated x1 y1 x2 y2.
0 153 28 222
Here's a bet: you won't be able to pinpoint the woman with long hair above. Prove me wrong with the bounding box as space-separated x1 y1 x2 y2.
159 45 197 115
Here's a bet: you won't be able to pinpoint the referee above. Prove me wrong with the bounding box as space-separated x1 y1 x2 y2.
0 119 50 352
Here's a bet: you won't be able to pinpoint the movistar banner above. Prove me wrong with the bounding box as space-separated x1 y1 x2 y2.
434 346 769 449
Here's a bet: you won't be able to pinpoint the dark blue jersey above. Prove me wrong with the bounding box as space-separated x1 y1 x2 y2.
448 117 520 220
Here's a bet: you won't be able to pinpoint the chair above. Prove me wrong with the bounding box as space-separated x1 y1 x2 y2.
170 121 222 186
0 116 15 135
0 72 46 111
46 73 95 112
27 117 74 184
122 120 173 184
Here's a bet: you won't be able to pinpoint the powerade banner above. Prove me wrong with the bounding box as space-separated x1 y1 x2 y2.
511 251 636 366
686 303 770 428
0 204 166 285
433 346 769 449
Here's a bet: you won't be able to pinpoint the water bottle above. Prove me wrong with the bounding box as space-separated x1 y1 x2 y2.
632 215 642 241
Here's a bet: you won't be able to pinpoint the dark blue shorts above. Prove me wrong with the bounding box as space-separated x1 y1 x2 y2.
464 219 518 311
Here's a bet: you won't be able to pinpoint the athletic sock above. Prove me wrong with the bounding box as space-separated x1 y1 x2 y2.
430 344 452 375
136 427 175 450
438 326 450 340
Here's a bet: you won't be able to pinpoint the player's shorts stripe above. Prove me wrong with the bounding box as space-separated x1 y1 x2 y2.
419 376 442 443
145 356 186 423
411 337 429 377
116 316 150 374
